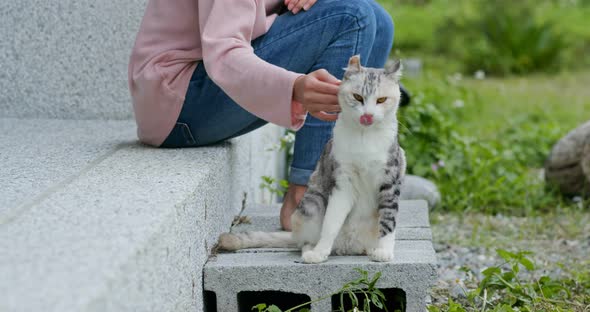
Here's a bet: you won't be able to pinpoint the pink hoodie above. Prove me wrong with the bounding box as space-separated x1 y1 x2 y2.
128 0 307 146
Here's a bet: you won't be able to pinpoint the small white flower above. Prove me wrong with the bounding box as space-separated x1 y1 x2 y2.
282 132 295 143
453 99 464 108
448 72 463 84
474 70 486 80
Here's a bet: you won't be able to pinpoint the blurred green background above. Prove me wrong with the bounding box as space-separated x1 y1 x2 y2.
377 0 590 214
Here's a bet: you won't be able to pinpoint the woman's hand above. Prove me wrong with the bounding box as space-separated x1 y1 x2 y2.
284 0 317 14
293 69 341 122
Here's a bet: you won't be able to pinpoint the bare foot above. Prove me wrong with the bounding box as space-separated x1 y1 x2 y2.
280 183 307 231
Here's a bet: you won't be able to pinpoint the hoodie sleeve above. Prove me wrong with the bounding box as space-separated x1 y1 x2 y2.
198 0 307 130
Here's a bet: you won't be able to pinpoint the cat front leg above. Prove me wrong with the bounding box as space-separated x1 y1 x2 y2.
302 244 314 253
302 185 354 264
368 176 402 262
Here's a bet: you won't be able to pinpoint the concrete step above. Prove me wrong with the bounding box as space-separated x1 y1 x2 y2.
0 118 284 312
203 201 437 312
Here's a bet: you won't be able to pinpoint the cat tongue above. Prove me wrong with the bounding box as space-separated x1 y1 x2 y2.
360 114 373 126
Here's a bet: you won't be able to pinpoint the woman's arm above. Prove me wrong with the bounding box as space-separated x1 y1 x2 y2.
199 0 339 128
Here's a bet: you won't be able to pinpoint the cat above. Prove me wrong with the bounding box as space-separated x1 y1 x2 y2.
218 55 406 264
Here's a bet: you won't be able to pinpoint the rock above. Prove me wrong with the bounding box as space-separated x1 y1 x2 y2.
583 142 590 187
545 120 590 196
400 175 441 209
450 284 468 299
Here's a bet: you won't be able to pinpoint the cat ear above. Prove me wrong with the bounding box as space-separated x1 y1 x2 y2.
385 59 403 82
348 55 361 71
343 55 362 79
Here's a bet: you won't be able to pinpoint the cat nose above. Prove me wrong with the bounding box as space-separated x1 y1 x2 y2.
360 114 373 126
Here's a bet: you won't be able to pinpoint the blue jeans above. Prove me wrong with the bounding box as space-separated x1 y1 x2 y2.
161 0 394 185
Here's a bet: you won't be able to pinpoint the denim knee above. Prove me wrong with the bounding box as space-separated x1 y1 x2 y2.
323 0 377 39
371 2 395 49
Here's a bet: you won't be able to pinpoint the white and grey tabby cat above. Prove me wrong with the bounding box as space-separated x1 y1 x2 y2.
218 55 406 264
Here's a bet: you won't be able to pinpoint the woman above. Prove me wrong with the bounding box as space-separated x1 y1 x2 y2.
128 0 395 230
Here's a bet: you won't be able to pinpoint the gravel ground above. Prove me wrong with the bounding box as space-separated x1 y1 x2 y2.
429 210 590 302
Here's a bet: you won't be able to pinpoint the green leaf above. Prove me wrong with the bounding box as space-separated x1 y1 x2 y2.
347 291 359 307
511 263 519 274
364 296 371 312
369 271 382 289
372 293 384 309
481 267 501 277
267 305 282 312
502 271 516 282
497 249 517 261
519 257 535 271
353 268 369 281
252 303 266 311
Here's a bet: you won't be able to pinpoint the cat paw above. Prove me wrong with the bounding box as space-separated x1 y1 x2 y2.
368 248 394 262
301 244 314 253
302 249 329 264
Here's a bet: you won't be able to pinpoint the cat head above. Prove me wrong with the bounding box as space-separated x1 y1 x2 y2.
338 55 402 127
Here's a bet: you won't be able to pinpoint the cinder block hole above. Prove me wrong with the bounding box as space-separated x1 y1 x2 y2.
203 291 217 312
238 291 311 312
331 288 406 312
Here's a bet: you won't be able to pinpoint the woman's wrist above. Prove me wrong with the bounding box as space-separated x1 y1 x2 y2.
293 74 306 103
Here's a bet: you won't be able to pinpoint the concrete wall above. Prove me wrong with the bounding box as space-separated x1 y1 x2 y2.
0 0 147 119
0 1 289 310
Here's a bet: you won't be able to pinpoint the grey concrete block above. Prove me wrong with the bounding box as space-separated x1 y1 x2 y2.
206 200 436 311
0 0 147 119
233 200 431 234
397 227 433 241
0 118 278 312
205 240 437 312
397 200 431 228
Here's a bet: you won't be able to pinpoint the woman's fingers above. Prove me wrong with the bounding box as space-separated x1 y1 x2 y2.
287 0 302 12
311 81 340 95
292 69 342 121
288 0 317 14
313 68 341 84
308 70 340 94
304 92 339 105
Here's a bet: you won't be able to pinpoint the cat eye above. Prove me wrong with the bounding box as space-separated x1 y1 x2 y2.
352 93 364 103
376 97 388 104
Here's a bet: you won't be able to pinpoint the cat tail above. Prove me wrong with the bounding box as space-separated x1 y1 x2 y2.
217 231 296 251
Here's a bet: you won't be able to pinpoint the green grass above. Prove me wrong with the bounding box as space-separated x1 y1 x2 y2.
409 71 590 139
366 3 590 310
380 0 590 52
429 212 590 311
371 0 590 214
398 70 590 214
